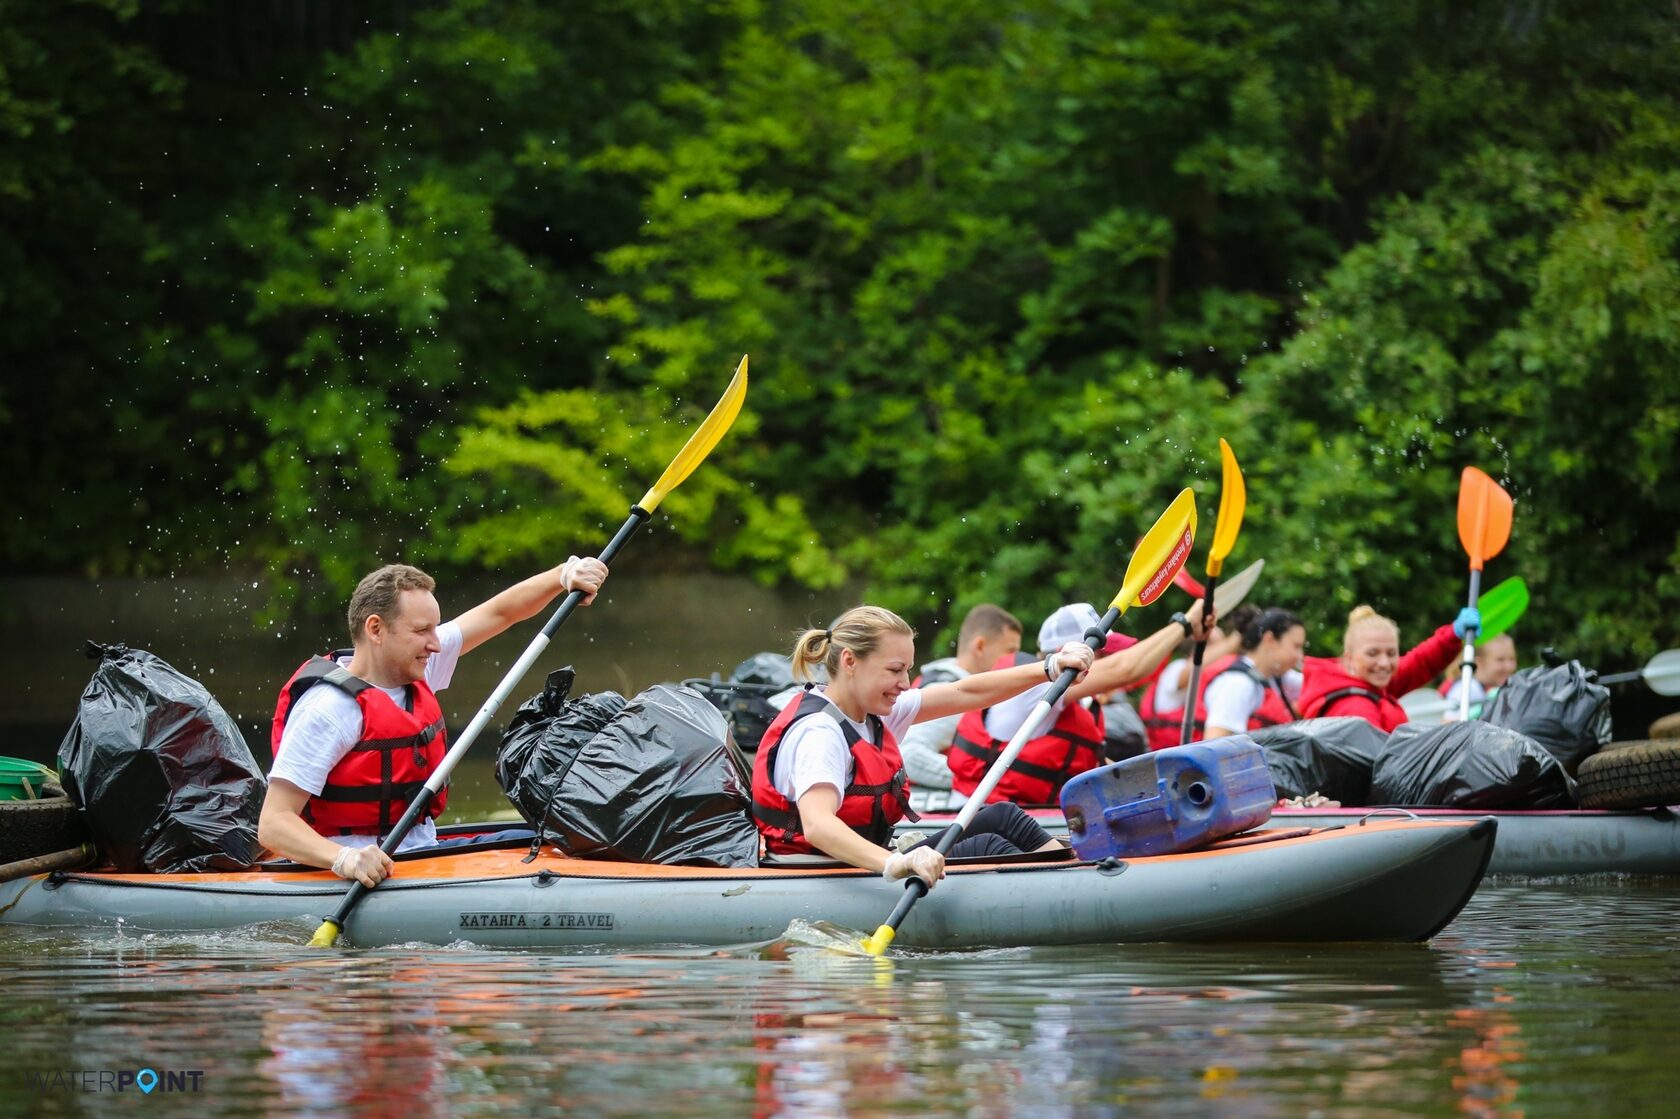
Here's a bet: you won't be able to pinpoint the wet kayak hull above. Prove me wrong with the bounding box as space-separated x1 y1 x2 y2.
0 819 1492 948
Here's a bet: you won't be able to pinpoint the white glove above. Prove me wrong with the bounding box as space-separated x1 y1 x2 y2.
883 846 945 887
1046 641 1095 681
331 845 393 888
560 555 609 604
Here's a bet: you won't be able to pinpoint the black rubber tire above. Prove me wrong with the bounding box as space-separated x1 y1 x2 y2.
1576 740 1680 810
0 792 91 864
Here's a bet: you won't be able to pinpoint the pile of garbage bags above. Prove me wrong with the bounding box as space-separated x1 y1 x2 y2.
1251 658 1609 807
498 668 759 867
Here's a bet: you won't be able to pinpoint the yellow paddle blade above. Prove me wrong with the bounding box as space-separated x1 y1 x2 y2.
308 919 342 948
636 354 749 513
1457 466 1512 571
1206 439 1246 578
1109 488 1198 614
861 924 896 956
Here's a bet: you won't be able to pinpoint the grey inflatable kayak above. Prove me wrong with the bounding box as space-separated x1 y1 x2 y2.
0 819 1492 948
909 804 1680 877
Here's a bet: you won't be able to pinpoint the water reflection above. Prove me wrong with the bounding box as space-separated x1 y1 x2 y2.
3 883 1680 1116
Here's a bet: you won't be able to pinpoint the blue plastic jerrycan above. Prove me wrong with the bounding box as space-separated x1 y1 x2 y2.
1060 737 1277 861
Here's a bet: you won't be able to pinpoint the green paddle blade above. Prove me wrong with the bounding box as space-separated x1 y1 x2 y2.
1476 576 1529 642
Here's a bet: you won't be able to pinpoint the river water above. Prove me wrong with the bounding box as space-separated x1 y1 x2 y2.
0 881 1677 1117
6 577 1680 1115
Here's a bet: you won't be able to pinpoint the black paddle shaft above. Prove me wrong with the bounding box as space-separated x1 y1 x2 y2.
316 506 655 940
1179 572 1221 744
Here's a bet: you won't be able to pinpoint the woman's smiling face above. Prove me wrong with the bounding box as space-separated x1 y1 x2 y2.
840 633 916 718
1344 621 1400 690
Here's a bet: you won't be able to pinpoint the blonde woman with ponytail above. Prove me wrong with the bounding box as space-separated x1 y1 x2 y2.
749 606 1095 886
1296 601 1481 731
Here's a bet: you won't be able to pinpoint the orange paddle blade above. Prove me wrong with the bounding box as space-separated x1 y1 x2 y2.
1456 466 1513 571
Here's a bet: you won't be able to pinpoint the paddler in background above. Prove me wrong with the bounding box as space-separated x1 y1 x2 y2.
948 599 1215 807
1442 633 1519 720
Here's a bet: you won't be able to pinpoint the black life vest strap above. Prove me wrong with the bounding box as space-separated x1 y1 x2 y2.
351 718 445 753
952 739 1073 787
1315 685 1382 716
1275 681 1300 720
313 777 429 804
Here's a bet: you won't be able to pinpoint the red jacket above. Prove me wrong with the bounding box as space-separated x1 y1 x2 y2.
272 654 449 837
1297 624 1463 732
1139 655 1294 750
949 654 1106 805
750 689 915 856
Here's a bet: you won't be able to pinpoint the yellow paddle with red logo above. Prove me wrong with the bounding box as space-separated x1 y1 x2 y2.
1179 440 1246 744
860 487 1198 956
309 356 750 948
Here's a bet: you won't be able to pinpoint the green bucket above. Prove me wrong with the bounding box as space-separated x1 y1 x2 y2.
0 757 57 802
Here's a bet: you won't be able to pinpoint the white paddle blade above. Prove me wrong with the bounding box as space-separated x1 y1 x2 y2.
1644 649 1680 696
1212 558 1265 616
1399 688 1450 726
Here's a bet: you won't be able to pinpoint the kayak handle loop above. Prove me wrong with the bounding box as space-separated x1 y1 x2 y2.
1357 808 1421 826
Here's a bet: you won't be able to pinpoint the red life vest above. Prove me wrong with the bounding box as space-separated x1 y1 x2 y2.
1139 655 1294 750
1297 625 1464 733
271 654 449 837
949 654 1105 805
1297 657 1399 730
750 689 916 856
1138 658 1194 751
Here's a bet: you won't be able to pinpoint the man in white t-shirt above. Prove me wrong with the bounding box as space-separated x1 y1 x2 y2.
259 558 607 886
899 604 1023 804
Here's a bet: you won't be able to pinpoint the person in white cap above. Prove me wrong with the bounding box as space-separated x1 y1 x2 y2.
947 599 1214 806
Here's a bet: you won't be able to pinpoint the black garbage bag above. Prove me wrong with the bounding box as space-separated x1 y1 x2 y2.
56 641 264 872
497 667 759 868
1370 721 1575 808
681 651 798 753
1251 718 1387 805
730 652 796 690
1482 661 1611 774
1100 698 1148 762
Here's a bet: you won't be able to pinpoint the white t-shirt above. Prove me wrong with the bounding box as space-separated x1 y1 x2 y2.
899 660 968 790
1203 658 1302 734
1442 677 1487 719
982 674 1067 743
270 621 465 853
1151 657 1192 714
771 687 923 806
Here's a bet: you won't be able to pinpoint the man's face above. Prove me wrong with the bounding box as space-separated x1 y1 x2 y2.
369 589 443 683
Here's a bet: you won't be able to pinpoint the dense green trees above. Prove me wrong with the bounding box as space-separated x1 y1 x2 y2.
2 0 1675 661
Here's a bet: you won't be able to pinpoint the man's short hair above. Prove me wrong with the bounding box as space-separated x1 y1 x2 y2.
957 604 1022 649
347 564 435 644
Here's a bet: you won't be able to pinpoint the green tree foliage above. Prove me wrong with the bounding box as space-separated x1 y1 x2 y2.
1 0 1675 664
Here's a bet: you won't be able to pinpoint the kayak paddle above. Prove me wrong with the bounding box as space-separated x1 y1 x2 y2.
309 355 750 948
1596 648 1680 696
1180 440 1246 745
1454 467 1514 721
1175 558 1264 616
1475 576 1529 644
859 487 1198 957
